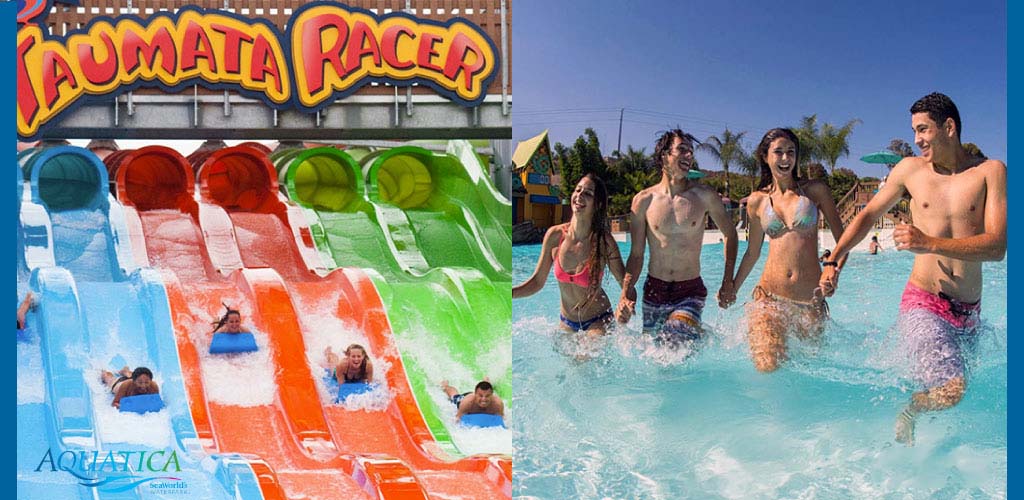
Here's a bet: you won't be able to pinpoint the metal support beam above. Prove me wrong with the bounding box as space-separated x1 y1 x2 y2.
43 94 511 140
500 0 509 116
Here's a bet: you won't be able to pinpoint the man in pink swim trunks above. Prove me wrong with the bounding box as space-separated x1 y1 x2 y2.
820 93 1006 445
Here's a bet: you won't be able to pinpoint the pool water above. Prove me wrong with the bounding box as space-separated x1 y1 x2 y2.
512 241 1006 499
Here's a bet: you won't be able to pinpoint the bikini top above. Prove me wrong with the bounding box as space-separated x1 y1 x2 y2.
343 359 367 383
762 188 819 238
552 230 599 288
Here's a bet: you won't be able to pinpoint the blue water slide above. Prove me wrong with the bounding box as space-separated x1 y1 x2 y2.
19 146 136 281
17 268 94 499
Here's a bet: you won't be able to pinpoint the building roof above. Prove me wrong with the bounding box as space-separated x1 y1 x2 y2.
512 130 549 170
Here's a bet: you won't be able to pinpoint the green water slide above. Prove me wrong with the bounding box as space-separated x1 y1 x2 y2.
275 144 511 455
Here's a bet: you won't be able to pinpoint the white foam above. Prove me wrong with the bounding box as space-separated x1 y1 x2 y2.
393 322 478 387
335 385 392 411
184 297 278 407
17 336 45 404
200 330 276 406
86 365 172 448
426 385 512 456
289 291 393 411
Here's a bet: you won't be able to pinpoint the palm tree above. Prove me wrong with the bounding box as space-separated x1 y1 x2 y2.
819 119 861 175
737 149 760 193
614 145 649 174
698 128 747 196
793 115 823 177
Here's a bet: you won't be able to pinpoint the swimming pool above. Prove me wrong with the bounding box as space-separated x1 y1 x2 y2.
512 241 1006 499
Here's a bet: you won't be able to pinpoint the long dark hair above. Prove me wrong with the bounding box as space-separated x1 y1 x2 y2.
579 173 610 305
755 128 801 190
212 304 240 333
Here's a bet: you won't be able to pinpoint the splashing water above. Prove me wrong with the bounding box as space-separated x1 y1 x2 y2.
513 241 1006 499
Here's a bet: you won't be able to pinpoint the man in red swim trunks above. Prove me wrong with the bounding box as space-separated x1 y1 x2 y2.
820 93 1006 445
618 129 739 348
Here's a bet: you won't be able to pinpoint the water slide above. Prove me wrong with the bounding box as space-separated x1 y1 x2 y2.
275 144 512 455
16 147 261 500
109 145 509 499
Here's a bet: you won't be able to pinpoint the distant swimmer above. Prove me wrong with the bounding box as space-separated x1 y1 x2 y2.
869 235 882 255
324 344 374 384
16 291 34 332
820 93 1006 445
731 128 846 372
441 380 504 422
513 173 630 335
101 366 160 409
619 129 738 350
819 249 832 263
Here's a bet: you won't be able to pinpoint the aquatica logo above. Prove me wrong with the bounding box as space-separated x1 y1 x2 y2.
34 447 188 493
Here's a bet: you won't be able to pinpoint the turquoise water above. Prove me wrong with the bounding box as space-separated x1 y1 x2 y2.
512 241 1006 499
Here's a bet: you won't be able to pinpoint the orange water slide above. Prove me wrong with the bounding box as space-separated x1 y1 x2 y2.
108 147 429 499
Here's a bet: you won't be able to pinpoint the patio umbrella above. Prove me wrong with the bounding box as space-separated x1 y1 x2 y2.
860 151 903 164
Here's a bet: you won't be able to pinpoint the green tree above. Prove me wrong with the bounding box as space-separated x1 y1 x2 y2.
963 142 986 159
887 138 915 170
616 146 649 173
554 142 576 197
698 128 747 195
807 162 828 180
888 138 914 157
827 167 858 203
737 149 760 192
819 119 861 175
561 128 611 203
793 115 823 176
607 146 652 215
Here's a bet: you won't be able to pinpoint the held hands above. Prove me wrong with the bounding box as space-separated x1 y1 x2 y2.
819 265 839 297
717 279 737 309
893 224 931 253
616 292 636 324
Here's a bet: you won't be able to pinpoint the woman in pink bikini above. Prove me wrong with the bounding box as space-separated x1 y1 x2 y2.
513 173 629 334
731 128 847 372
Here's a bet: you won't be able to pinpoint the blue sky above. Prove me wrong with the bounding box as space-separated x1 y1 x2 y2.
512 0 1007 178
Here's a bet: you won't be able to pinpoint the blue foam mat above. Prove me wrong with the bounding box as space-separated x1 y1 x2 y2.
461 413 505 428
209 332 258 354
119 393 164 414
336 382 373 402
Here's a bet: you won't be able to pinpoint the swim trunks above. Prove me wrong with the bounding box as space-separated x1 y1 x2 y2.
111 376 130 395
451 392 471 408
560 310 613 332
642 276 707 341
898 282 981 389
